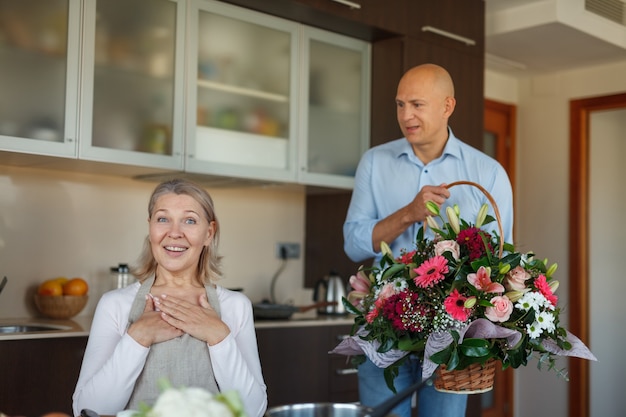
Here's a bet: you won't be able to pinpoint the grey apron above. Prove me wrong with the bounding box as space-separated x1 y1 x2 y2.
126 276 221 409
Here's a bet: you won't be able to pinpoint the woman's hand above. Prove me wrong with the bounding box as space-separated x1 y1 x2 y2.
127 295 184 347
153 293 230 346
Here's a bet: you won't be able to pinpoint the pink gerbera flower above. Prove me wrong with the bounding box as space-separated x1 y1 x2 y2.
413 255 449 288
444 289 472 321
534 274 558 306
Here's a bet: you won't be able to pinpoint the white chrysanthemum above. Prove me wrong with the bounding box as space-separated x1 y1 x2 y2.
536 311 556 332
516 291 551 313
391 278 408 292
526 322 543 339
149 387 233 417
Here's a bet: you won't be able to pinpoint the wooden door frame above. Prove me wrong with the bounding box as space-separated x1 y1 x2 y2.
569 92 626 417
484 99 516 189
483 98 516 417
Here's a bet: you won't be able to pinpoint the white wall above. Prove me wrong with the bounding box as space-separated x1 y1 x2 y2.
485 60 626 416
0 165 309 319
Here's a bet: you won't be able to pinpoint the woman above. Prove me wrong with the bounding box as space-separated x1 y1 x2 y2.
72 179 267 417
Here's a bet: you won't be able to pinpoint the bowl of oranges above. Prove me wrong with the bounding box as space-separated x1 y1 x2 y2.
34 277 89 319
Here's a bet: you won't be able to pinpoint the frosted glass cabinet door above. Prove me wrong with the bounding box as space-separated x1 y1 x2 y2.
0 0 80 157
186 0 298 182
299 28 370 189
79 0 185 170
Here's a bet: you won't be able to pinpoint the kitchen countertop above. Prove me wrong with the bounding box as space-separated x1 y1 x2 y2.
0 313 355 340
0 315 92 341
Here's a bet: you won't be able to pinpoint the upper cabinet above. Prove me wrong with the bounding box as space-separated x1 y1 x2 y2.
78 0 186 170
0 0 372 189
298 26 370 189
185 0 299 183
186 0 371 188
0 0 81 158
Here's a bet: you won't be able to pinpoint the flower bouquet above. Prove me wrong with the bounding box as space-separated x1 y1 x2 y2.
331 181 596 393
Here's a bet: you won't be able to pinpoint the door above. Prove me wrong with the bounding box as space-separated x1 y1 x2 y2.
482 98 516 417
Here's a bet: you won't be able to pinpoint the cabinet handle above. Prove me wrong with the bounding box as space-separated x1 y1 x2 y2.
330 0 362 10
421 26 476 46
336 368 359 375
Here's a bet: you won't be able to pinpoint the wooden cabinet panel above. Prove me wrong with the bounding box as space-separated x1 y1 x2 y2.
218 0 403 41
289 0 407 35
405 0 484 53
256 324 358 408
304 191 360 288
0 337 87 416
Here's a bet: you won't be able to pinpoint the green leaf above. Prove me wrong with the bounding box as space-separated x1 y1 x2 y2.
398 336 425 352
429 344 455 365
459 338 491 358
382 263 407 280
342 297 362 315
446 349 460 370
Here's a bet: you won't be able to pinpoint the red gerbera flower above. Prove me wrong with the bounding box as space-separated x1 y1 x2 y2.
456 227 493 260
397 250 416 265
444 289 472 321
534 274 558 306
413 255 449 288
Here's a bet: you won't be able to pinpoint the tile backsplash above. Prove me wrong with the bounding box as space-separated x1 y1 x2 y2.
0 165 309 319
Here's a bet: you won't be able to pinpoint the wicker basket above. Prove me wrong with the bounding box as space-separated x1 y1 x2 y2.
34 294 88 319
434 359 497 394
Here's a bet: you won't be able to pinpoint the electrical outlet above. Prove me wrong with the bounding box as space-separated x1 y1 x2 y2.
276 242 300 259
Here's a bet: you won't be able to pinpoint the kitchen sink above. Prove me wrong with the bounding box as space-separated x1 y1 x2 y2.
0 323 70 334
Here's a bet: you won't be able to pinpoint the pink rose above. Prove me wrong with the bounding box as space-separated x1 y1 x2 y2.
434 240 460 260
505 266 531 291
484 295 513 322
378 283 396 300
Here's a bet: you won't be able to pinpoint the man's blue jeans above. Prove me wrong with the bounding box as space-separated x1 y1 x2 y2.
357 356 468 417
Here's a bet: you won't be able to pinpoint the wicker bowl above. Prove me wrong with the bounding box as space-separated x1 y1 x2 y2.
33 294 88 319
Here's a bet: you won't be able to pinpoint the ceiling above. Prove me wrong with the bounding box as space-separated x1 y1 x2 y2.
484 0 626 76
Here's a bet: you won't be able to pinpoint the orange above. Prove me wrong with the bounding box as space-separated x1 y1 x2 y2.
38 280 63 296
50 276 69 286
62 277 88 296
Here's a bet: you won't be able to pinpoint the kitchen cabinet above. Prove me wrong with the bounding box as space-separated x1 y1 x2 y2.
0 336 87 416
186 0 371 188
256 323 358 407
2 0 372 185
0 0 186 172
185 0 299 183
78 0 186 171
0 0 81 158
297 25 370 189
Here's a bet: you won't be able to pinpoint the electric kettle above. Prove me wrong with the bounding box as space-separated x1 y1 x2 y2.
313 271 347 315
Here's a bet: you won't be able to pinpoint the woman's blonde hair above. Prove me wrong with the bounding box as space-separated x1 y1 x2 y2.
133 179 222 285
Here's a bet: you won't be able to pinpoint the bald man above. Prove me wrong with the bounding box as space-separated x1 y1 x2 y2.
343 64 514 417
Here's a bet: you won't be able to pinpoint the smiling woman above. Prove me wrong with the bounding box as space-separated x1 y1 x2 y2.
71 179 268 417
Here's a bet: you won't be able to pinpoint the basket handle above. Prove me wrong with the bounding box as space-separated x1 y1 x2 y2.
439 180 505 258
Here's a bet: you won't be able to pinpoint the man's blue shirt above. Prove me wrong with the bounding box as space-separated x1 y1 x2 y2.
343 129 514 262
